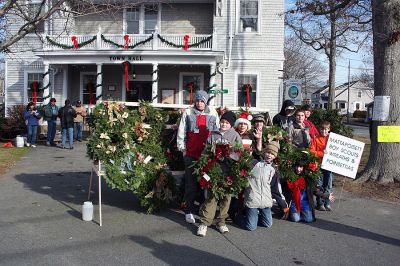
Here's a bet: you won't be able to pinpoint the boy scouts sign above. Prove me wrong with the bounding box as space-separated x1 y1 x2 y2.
321 133 365 179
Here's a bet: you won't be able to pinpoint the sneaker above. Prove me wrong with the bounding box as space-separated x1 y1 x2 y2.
46 142 50 146
325 205 332 211
31 145 37 148
185 213 196 224
317 205 326 211
26 143 31 147
70 147 74 150
217 225 229 234
197 224 207 237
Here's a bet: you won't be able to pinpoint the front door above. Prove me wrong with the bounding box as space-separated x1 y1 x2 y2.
126 81 152 102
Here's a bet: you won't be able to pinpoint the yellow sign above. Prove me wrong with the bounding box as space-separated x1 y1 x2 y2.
377 126 400 142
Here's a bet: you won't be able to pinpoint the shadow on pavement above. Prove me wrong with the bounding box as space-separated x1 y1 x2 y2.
311 218 400 247
129 235 243 265
13 171 144 216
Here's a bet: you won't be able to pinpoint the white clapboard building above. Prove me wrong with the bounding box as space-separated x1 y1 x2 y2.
4 0 284 114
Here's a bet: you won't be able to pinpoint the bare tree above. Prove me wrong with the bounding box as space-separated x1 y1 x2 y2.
286 0 371 109
357 0 400 183
0 0 145 53
284 35 327 99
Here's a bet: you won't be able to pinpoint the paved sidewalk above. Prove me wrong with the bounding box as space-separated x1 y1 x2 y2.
0 142 399 265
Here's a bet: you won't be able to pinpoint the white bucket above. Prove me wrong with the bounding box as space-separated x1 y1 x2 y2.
15 136 24 148
82 201 94 221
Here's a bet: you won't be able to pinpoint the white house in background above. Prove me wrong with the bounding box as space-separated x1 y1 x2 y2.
312 80 374 114
4 0 284 115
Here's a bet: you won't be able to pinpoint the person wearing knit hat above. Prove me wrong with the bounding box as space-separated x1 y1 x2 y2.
177 89 219 225
264 141 280 157
234 112 252 130
194 90 209 105
234 112 253 150
220 111 236 127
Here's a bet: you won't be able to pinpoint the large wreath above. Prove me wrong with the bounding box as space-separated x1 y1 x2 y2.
87 101 176 213
193 141 252 200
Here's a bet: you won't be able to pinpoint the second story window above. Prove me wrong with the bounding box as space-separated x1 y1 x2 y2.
28 1 45 33
239 0 258 33
127 7 140 34
358 91 362 98
144 4 158 34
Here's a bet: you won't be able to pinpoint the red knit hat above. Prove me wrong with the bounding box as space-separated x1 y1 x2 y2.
234 112 252 130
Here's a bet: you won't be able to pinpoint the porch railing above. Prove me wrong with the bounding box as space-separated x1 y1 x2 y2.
43 29 216 51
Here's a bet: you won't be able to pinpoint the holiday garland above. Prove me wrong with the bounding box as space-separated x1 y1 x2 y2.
157 34 212 49
46 35 97 49
101 34 154 49
87 101 176 213
193 141 252 200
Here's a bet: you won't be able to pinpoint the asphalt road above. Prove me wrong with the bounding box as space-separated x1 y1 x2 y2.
0 142 399 265
347 124 370 138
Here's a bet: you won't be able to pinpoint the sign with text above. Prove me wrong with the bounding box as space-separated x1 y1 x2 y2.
372 96 390 121
377 126 400 142
321 133 365 179
285 80 302 105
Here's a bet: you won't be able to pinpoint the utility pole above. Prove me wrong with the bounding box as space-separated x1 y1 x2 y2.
347 60 351 123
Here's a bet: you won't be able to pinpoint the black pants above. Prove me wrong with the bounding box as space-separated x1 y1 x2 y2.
183 156 202 214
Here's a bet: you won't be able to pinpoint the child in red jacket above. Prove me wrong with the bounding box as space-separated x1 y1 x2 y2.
310 121 334 211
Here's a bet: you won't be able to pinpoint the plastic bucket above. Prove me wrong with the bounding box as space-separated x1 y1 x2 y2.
82 201 94 221
15 136 24 148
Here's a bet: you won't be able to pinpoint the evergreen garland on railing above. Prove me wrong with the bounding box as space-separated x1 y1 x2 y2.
46 36 97 49
157 34 212 48
101 34 154 49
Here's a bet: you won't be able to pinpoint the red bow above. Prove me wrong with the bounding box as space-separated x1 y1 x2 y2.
183 35 190 51
32 81 37 105
187 82 193 105
245 84 251 107
124 34 129 49
123 61 129 92
287 177 306 213
71 36 78 49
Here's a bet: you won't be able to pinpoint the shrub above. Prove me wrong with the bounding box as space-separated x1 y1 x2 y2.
309 108 353 138
0 105 26 139
353 110 367 119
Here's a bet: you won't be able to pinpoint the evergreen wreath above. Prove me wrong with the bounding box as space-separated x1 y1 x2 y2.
193 141 252 200
86 101 176 213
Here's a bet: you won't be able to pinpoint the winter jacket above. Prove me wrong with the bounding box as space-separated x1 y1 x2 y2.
177 106 219 159
273 100 296 130
73 106 87 123
58 105 77 129
244 160 274 209
304 119 319 140
288 122 311 148
24 110 41 126
206 127 242 146
310 134 329 159
42 103 59 121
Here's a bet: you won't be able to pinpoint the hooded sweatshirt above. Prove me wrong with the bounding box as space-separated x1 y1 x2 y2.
273 100 296 130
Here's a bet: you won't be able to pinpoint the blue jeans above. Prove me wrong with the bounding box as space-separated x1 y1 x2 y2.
290 191 313 223
237 207 273 231
27 125 38 145
62 128 74 148
73 122 83 140
47 120 57 144
317 170 333 206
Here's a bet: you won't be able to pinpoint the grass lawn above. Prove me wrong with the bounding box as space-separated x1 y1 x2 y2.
0 145 30 177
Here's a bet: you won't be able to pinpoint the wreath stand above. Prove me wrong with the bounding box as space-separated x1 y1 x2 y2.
88 161 104 226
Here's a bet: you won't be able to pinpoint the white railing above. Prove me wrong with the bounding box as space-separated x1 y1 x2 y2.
44 32 214 51
157 34 212 50
101 34 153 50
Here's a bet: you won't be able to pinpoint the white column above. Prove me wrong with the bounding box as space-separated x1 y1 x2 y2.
97 26 102 50
43 63 50 105
96 64 103 103
208 63 217 106
152 63 158 103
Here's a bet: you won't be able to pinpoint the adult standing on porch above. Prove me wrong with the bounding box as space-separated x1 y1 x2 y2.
177 90 219 224
42 98 59 146
73 100 87 142
58 99 77 149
